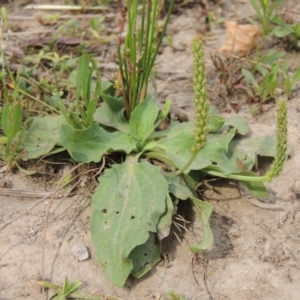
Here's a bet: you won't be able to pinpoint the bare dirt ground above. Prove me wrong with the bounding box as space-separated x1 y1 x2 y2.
1 1 300 299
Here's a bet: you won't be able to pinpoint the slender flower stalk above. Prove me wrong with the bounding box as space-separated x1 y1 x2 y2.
191 37 210 153
265 97 288 181
175 37 210 175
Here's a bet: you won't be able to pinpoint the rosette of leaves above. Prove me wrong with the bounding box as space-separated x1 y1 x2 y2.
55 34 288 286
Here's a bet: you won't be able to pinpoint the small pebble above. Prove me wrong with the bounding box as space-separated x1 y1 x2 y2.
71 244 89 261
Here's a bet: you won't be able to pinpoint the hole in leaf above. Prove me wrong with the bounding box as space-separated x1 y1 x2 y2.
116 211 119 214
131 215 135 220
211 161 217 165
102 209 107 213
144 253 148 256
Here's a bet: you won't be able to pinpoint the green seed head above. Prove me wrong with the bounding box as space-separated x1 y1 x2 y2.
266 98 288 181
159 99 172 120
191 37 210 153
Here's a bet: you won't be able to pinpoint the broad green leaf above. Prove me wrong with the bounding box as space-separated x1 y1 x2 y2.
2 104 22 142
192 130 241 174
228 135 279 170
189 196 213 252
221 116 250 135
20 115 65 160
166 175 193 200
208 106 224 133
94 101 129 133
90 158 168 286
59 123 136 163
272 25 293 38
129 233 161 278
147 120 193 141
209 115 225 133
102 93 124 112
157 194 174 240
227 135 280 172
153 123 238 174
129 94 159 143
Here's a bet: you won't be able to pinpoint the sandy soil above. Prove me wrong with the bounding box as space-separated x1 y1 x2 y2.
1 1 300 300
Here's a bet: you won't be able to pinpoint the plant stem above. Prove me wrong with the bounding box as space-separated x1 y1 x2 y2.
202 169 269 182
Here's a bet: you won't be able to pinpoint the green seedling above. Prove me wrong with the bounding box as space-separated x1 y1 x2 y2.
249 0 285 36
0 7 9 29
58 19 81 37
0 102 25 168
37 278 113 300
0 58 65 169
272 17 300 48
0 100 65 171
282 63 300 97
89 16 108 42
116 0 174 119
40 13 61 25
164 290 186 300
242 62 279 102
0 62 30 171
54 52 109 129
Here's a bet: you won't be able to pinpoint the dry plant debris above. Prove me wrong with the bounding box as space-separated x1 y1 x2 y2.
219 21 261 56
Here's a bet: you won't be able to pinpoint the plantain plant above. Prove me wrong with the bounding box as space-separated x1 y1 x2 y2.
0 0 288 288
59 39 287 290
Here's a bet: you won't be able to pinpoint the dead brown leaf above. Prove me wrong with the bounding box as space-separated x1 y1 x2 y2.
219 21 261 56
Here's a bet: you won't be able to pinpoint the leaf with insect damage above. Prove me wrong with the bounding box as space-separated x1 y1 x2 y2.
153 122 240 175
90 156 168 287
129 232 161 278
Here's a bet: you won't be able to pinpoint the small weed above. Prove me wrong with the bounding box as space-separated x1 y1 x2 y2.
37 278 104 300
0 7 8 29
164 290 186 300
249 0 285 36
242 63 279 102
58 19 81 37
272 17 300 49
282 63 300 97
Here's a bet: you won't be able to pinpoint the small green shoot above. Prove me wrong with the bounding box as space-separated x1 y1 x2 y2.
37 278 108 300
272 18 300 48
249 0 285 36
55 52 106 129
0 7 8 29
117 0 174 119
282 63 300 97
164 290 186 300
242 63 279 102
